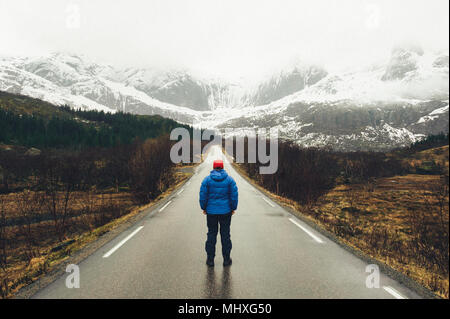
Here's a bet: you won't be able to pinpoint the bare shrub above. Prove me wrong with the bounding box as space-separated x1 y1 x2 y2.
0 197 6 269
342 152 404 183
0 276 8 299
37 153 81 242
408 176 449 276
0 150 30 193
239 139 338 206
129 136 174 203
15 191 44 262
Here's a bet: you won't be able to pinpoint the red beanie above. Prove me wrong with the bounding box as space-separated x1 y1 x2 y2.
213 159 224 169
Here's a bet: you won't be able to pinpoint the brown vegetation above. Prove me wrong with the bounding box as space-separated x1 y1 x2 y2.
234 138 449 298
311 174 449 297
0 135 184 298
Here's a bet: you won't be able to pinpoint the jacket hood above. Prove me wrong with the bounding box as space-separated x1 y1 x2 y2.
210 169 228 181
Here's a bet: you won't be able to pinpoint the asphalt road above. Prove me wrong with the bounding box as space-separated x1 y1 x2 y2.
33 145 422 299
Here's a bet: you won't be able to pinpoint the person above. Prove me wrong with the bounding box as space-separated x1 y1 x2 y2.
199 159 238 267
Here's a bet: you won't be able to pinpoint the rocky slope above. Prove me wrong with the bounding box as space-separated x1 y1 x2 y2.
0 47 448 151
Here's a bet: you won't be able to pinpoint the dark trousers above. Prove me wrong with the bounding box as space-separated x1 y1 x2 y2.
205 213 232 259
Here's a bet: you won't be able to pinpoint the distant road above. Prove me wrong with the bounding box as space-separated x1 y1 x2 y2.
33 146 422 299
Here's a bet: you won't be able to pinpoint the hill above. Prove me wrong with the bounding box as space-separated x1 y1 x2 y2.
0 91 187 149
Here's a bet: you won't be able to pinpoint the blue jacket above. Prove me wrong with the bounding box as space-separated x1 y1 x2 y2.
199 169 238 214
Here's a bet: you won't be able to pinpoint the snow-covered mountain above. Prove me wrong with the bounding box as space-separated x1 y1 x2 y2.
212 47 449 150
0 52 329 112
0 47 448 151
0 53 202 123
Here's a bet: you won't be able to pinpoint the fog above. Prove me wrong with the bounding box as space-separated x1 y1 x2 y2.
1 0 448 80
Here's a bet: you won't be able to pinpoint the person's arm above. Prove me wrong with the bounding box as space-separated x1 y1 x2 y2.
199 177 209 213
229 177 238 213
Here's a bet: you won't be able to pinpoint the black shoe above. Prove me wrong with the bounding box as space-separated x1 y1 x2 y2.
223 258 232 267
206 257 214 267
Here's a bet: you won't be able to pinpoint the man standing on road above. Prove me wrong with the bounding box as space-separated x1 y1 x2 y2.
199 159 238 267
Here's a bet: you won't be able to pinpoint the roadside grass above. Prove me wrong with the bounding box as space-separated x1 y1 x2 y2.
0 167 192 298
401 145 449 175
233 163 449 299
316 174 448 298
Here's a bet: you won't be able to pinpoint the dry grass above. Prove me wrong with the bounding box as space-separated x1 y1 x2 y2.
402 145 449 175
234 161 449 298
0 167 192 298
312 174 449 298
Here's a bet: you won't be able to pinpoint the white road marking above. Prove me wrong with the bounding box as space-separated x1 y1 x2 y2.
103 226 144 258
186 181 191 186
383 286 407 299
158 200 172 212
288 218 324 244
177 188 184 195
262 197 275 207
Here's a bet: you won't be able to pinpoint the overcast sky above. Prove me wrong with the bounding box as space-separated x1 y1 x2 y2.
1 0 448 80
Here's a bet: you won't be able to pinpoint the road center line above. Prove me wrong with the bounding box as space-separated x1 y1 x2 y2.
158 200 172 212
383 286 406 299
103 226 144 258
261 197 275 207
288 218 324 243
177 188 184 195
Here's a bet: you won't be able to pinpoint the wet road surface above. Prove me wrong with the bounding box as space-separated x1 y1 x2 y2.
33 146 421 299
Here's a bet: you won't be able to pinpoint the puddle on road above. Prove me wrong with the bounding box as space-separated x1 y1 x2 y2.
265 212 285 217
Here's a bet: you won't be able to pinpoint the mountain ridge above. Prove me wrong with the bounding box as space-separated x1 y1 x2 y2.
0 47 448 151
